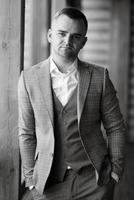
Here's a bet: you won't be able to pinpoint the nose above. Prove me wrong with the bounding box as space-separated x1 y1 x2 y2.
64 35 73 46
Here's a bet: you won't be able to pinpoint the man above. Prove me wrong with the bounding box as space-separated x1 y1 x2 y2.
18 7 126 200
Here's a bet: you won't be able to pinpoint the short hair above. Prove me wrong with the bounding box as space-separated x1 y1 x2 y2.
52 7 88 33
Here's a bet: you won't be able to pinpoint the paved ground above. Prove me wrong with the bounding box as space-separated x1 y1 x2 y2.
114 143 134 200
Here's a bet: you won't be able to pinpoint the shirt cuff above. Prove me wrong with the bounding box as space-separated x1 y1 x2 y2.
111 172 119 182
29 185 34 190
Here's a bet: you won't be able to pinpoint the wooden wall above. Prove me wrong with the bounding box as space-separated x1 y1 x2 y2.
110 0 130 120
80 0 112 67
0 0 21 199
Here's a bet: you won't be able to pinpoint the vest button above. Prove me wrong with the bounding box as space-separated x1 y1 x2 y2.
64 121 67 125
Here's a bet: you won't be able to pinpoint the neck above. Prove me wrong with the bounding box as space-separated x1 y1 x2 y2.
51 54 76 73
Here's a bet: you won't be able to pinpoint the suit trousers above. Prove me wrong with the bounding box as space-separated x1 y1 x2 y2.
31 165 116 200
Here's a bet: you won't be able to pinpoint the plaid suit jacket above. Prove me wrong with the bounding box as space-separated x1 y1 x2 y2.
18 58 126 194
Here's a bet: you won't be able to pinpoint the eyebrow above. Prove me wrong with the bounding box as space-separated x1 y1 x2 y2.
57 30 83 36
57 30 68 33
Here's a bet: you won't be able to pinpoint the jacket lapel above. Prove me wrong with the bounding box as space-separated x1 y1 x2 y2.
77 60 93 125
35 58 93 127
36 58 54 126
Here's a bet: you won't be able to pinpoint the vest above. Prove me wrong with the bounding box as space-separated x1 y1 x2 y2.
49 88 92 181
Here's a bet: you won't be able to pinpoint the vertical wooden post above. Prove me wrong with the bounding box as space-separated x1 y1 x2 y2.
0 0 21 199
24 0 51 69
31 0 51 65
110 0 131 119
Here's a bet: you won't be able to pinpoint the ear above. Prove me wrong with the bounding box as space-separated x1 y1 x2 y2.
81 37 87 49
47 29 52 43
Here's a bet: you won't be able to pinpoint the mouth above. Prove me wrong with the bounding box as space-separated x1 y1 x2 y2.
61 46 74 50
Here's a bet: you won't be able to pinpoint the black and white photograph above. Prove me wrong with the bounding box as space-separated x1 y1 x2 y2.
0 0 132 200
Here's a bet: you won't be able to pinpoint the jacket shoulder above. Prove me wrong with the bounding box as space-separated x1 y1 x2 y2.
80 60 106 76
89 63 105 75
19 59 48 89
23 59 48 75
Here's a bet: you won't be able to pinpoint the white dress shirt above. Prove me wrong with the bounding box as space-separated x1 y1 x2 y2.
50 58 78 106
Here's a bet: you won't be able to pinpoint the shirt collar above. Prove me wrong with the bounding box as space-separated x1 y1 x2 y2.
50 56 78 76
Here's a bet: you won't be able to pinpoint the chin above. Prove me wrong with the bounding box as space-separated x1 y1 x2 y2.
62 51 74 57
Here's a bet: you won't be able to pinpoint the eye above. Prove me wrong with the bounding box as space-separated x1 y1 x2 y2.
58 32 66 37
73 35 82 40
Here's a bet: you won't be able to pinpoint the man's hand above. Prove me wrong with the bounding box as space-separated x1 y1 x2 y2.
30 187 45 200
111 172 119 183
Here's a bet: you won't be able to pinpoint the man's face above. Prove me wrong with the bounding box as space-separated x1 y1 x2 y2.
47 14 87 60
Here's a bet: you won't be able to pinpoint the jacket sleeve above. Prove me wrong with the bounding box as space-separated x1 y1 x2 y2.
18 71 36 187
101 68 126 179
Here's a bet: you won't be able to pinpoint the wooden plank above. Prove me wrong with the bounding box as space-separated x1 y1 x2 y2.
85 10 111 20
80 0 112 67
86 32 110 40
51 0 66 19
0 0 21 199
86 21 110 30
82 0 111 8
109 0 130 120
